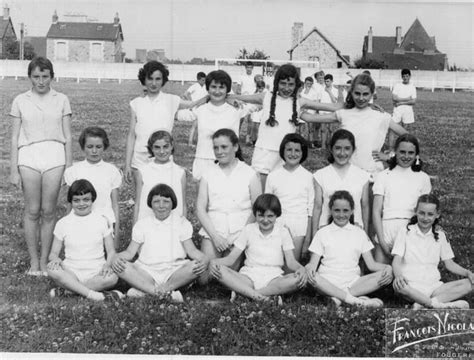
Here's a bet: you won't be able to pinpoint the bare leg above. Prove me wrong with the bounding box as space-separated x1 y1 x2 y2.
84 273 119 291
19 167 42 272
349 271 388 296
116 262 156 294
48 267 97 297
39 166 64 272
395 284 437 308
259 173 268 192
431 279 472 303
373 244 392 264
161 261 200 292
292 236 304 262
217 266 266 301
309 273 349 301
258 274 300 296
198 238 221 285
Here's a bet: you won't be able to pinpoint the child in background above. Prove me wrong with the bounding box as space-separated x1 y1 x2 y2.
319 73 346 149
210 194 307 302
299 76 321 148
64 127 122 248
48 180 121 301
306 191 392 308
176 71 208 122
373 134 431 264
266 134 314 261
135 131 186 223
248 79 268 145
391 69 417 148
112 184 209 301
392 194 473 309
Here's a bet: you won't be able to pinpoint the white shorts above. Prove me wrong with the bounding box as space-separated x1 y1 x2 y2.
176 109 197 122
131 151 152 170
375 218 410 249
318 268 360 291
18 141 65 174
408 280 443 297
192 158 216 180
135 259 190 286
392 106 415 124
251 147 283 175
239 265 283 290
62 258 106 283
278 214 308 237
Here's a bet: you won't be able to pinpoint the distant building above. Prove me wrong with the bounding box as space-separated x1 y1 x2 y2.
362 19 448 70
46 11 124 62
136 49 147 63
25 36 47 58
0 4 17 59
287 22 350 69
146 49 166 62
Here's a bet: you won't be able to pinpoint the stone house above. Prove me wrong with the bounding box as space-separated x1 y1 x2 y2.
46 11 124 62
0 5 17 59
362 18 448 70
287 22 350 69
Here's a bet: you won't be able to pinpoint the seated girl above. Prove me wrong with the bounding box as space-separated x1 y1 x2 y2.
47 179 120 301
112 184 208 301
305 190 392 308
209 194 307 303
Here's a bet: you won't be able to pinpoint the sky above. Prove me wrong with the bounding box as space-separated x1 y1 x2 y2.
5 0 474 68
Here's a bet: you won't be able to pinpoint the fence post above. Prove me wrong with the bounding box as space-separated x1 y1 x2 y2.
452 72 456 93
431 78 435 92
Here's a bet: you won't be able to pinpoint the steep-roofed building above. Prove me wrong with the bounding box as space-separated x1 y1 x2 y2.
362 19 447 70
0 4 17 59
46 11 124 62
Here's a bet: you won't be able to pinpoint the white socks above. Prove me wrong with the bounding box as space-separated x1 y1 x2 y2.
87 290 105 301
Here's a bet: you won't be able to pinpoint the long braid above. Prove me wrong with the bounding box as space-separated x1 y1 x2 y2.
266 91 278 127
290 91 298 126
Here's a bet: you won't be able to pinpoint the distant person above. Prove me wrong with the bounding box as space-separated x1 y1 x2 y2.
238 61 257 95
391 69 416 147
176 71 208 122
248 79 268 145
319 74 346 148
299 76 320 147
9 57 72 276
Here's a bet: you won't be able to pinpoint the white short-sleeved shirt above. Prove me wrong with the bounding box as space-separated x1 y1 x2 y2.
312 83 325 101
320 86 341 114
186 83 207 101
239 73 256 95
54 211 111 263
130 92 181 154
266 165 314 217
64 160 122 223
335 107 391 174
201 161 256 236
313 164 370 227
138 161 185 219
373 167 431 219
300 88 319 114
392 224 454 284
392 83 417 101
193 103 242 160
10 89 72 148
309 222 373 279
255 92 303 151
132 214 193 265
234 223 294 268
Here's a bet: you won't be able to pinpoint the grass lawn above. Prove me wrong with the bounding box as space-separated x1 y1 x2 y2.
0 78 473 356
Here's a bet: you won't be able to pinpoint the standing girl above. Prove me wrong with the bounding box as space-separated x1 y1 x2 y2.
306 191 393 307
210 194 307 302
124 61 206 187
64 127 122 248
373 134 431 264
196 129 262 283
134 131 186 223
266 133 314 261
9 57 72 276
392 194 473 309
311 129 370 238
301 73 407 176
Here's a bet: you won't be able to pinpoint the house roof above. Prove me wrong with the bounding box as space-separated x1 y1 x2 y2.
400 18 437 52
363 35 397 57
46 22 123 41
288 26 350 66
382 53 446 70
0 17 16 39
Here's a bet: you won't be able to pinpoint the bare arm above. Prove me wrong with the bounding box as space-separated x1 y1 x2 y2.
305 252 321 277
179 95 209 110
188 119 197 146
245 173 263 224
48 237 63 263
362 251 391 272
311 181 324 237
103 233 116 266
227 92 265 105
124 109 137 184
133 171 144 225
300 97 343 112
110 240 141 274
372 195 391 255
62 114 73 168
388 120 409 138
9 116 21 187
300 111 338 124
111 188 120 248
181 171 187 218
392 254 408 292
361 182 370 233
443 259 472 278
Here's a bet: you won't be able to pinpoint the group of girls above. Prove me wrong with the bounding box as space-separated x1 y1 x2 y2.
9 57 473 308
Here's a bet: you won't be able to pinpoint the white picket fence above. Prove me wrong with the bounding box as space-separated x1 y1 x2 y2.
1 60 473 92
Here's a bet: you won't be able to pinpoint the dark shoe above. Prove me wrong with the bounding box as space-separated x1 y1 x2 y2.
104 290 125 301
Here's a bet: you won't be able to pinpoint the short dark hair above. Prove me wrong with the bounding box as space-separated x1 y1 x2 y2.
67 179 97 203
138 61 169 86
304 76 313 83
279 133 308 163
78 126 110 150
314 71 325 78
146 184 177 210
324 74 333 81
401 68 411 76
252 194 282 217
328 129 356 163
212 128 243 161
146 130 174 157
245 61 254 67
28 57 54 78
197 72 206 80
362 70 371 76
205 70 232 92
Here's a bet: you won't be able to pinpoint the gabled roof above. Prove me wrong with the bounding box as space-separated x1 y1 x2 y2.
0 17 16 39
46 22 123 41
400 18 437 52
382 52 446 71
363 35 397 56
288 26 350 66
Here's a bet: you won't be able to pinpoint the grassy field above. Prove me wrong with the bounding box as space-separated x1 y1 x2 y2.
0 78 473 356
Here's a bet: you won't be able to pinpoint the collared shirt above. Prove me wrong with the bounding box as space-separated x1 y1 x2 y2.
186 83 207 101
234 223 294 268
130 92 181 153
10 88 72 147
132 213 193 265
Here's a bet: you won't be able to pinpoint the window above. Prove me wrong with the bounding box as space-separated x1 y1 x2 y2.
90 42 104 62
55 41 68 61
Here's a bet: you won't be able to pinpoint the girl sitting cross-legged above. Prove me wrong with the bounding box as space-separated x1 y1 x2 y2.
209 193 307 303
111 184 209 302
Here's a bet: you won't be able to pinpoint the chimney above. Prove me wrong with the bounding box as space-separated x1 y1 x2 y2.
367 26 373 53
114 12 120 26
52 10 58 24
291 22 303 48
396 26 402 46
3 4 9 20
